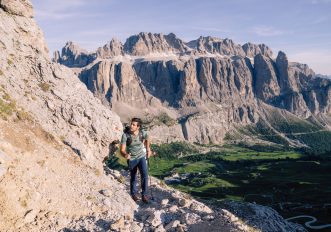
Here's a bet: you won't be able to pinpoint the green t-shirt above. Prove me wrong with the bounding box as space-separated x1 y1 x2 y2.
121 130 148 160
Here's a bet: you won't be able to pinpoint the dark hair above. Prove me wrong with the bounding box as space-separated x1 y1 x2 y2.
131 117 142 127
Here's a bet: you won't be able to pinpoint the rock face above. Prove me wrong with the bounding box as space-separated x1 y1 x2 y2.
123 32 190 56
253 53 280 102
96 38 124 58
0 0 33 18
187 36 246 56
0 0 122 167
242 42 273 57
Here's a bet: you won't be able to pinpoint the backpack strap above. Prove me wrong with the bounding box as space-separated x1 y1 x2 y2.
126 131 144 146
125 132 132 146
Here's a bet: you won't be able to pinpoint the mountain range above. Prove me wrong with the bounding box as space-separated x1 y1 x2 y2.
54 33 331 153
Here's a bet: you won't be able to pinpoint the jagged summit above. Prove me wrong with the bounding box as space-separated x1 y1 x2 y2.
54 32 275 65
242 42 273 57
53 41 95 67
123 32 190 56
96 38 124 58
187 36 246 56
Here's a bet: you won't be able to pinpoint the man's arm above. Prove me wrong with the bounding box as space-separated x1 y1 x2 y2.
120 143 131 160
144 139 152 158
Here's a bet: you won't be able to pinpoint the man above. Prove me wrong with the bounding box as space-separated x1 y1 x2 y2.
120 118 152 203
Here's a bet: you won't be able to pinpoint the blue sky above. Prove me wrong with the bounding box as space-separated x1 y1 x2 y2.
32 0 331 75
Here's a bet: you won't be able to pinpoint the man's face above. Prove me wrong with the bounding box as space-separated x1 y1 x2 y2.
130 121 140 133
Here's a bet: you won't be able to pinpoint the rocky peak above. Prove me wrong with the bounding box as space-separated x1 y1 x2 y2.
253 54 280 102
123 32 187 56
55 41 95 67
62 41 88 56
164 32 190 53
242 42 273 57
275 50 298 93
187 36 246 56
0 0 33 18
96 38 124 58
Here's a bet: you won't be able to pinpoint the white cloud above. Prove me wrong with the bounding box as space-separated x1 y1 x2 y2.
252 26 284 37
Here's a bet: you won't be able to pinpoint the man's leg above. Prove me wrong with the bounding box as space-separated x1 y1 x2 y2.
137 156 149 197
129 160 139 197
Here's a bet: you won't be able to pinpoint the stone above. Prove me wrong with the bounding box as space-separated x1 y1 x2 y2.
99 189 112 197
180 213 201 225
154 224 166 232
110 217 125 231
164 220 180 231
168 205 178 213
178 199 187 207
24 210 37 223
147 210 164 227
161 199 169 206
202 215 215 221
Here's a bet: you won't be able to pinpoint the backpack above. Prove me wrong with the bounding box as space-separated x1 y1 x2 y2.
124 125 144 146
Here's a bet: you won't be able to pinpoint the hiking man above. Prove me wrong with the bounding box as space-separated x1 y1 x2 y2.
120 117 152 203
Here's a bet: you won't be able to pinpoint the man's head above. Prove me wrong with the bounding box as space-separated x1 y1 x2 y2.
130 117 142 133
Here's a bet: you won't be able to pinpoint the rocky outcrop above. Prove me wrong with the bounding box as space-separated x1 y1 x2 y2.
276 51 298 93
124 32 189 56
96 38 124 58
0 0 33 18
242 42 273 57
187 36 246 56
253 54 280 102
53 41 95 67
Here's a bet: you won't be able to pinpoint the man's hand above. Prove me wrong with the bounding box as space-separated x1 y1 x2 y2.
125 153 131 160
102 156 108 163
146 149 152 158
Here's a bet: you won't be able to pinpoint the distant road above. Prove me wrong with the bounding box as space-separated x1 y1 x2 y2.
286 215 331 230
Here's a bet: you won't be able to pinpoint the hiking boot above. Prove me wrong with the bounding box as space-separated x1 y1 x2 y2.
142 195 149 203
131 195 139 202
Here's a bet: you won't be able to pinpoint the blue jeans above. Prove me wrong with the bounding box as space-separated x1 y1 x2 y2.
128 156 148 196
